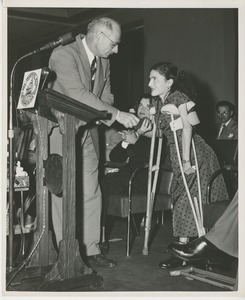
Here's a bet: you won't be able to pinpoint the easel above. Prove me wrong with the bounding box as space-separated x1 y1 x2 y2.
7 88 108 289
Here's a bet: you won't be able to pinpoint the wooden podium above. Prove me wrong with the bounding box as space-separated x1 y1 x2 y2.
7 88 108 290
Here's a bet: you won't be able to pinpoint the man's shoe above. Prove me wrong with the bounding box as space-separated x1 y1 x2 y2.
99 241 109 256
159 256 185 269
86 253 117 268
167 237 225 262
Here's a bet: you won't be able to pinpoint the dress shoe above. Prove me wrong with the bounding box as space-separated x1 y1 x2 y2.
86 253 117 269
167 236 224 262
159 256 185 269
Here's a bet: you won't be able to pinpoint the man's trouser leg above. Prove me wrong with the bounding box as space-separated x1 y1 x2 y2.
205 191 238 258
81 131 101 256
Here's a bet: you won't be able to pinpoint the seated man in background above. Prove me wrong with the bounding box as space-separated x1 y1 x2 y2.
216 101 238 140
100 94 169 251
212 101 238 199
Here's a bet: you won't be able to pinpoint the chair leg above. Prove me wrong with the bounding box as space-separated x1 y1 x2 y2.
156 211 164 225
101 226 106 243
161 211 165 225
126 213 142 256
126 214 130 256
131 214 140 237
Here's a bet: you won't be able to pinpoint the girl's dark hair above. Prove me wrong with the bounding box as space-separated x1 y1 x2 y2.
151 62 197 101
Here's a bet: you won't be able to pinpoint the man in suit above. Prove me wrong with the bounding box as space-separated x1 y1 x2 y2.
167 190 238 262
48 17 139 269
216 101 238 140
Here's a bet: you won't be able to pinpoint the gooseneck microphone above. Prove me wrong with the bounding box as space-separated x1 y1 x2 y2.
33 32 74 53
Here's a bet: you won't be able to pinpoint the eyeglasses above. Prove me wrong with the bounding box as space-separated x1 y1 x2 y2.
217 111 229 116
100 31 119 49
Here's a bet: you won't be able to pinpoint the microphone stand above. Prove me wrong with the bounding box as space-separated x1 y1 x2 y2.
8 32 74 272
8 51 33 271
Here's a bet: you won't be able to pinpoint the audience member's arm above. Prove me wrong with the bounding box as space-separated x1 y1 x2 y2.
109 142 129 162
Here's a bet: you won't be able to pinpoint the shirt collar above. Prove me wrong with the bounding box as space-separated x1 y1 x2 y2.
82 36 96 65
223 118 232 127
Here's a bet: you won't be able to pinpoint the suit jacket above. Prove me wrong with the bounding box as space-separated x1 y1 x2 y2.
49 34 119 157
217 118 238 140
109 136 152 166
109 135 169 168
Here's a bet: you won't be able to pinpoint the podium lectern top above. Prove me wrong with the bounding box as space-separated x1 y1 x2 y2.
38 88 110 123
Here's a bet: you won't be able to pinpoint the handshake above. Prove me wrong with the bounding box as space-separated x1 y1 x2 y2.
119 117 153 145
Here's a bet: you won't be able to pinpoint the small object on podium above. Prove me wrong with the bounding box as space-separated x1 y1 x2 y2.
15 161 29 188
7 161 29 189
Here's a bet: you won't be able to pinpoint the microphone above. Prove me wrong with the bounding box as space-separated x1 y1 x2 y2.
41 67 52 77
33 32 74 53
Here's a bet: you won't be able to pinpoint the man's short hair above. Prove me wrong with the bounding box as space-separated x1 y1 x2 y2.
216 100 235 112
87 17 120 34
134 93 153 109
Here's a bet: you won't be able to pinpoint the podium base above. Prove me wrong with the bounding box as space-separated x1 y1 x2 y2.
6 266 103 291
38 274 103 291
45 238 93 281
6 238 104 291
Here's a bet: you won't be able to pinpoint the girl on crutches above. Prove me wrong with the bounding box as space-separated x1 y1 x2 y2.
147 62 229 269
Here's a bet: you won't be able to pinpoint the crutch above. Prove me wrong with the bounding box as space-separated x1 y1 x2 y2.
161 103 205 237
192 139 203 226
142 107 163 255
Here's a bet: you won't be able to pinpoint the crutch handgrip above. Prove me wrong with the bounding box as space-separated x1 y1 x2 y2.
161 102 200 131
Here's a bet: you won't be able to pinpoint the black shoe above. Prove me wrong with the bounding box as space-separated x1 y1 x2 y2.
86 253 117 269
167 237 225 262
99 241 109 256
159 256 185 269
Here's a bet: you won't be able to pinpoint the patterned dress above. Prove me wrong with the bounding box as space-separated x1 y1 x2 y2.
154 90 229 237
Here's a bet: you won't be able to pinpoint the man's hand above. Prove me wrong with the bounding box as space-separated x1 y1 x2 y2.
116 111 139 128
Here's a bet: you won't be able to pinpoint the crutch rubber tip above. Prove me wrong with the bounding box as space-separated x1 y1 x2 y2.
142 248 149 255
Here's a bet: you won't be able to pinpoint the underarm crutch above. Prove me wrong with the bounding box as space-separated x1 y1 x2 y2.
161 103 205 237
142 107 163 255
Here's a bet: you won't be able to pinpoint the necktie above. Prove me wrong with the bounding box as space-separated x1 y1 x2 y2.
218 124 226 139
91 57 97 90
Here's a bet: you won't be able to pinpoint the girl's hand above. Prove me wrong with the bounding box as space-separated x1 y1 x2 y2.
137 118 152 135
183 161 195 175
